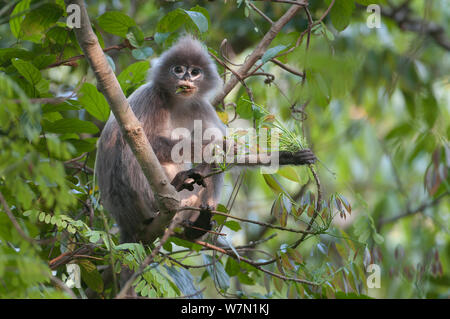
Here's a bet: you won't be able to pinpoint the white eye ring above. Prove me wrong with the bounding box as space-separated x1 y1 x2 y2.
190 68 202 77
172 65 186 78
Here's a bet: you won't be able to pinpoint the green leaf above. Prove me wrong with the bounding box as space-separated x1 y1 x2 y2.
164 265 200 298
126 26 145 47
373 233 384 245
9 0 31 39
189 5 211 29
225 257 240 276
157 9 188 33
183 10 208 33
157 8 208 33
42 118 99 134
0 48 33 66
225 220 241 232
262 174 283 193
131 47 154 60
117 61 150 95
236 96 253 119
21 3 64 42
203 254 230 291
78 83 110 122
327 0 355 31
12 58 42 87
277 166 301 183
154 32 170 46
261 45 287 64
79 260 104 293
97 11 136 37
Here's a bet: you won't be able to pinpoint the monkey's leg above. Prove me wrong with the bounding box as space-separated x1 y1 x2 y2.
183 205 213 240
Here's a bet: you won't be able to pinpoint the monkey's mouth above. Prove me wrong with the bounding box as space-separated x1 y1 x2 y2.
176 82 196 95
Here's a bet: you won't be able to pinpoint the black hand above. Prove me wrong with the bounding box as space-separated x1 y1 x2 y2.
170 168 207 192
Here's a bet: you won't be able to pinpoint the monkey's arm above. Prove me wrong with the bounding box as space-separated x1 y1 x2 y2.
171 148 317 192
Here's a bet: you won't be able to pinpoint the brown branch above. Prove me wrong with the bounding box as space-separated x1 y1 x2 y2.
212 2 306 107
178 206 323 235
194 239 318 286
378 191 449 228
270 58 305 78
248 2 274 24
45 36 154 69
66 0 180 247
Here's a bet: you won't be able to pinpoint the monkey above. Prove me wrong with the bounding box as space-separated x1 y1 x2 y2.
96 35 316 244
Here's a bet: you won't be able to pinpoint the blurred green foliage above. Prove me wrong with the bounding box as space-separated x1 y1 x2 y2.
0 0 448 299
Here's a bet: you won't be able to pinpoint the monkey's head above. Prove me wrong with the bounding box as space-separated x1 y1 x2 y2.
149 35 222 101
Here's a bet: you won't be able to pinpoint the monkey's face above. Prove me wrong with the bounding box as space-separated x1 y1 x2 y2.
171 65 203 98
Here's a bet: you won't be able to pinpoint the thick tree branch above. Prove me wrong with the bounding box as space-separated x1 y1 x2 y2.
212 2 306 106
65 0 180 244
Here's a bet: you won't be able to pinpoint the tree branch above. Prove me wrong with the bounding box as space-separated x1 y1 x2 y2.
65 0 180 245
212 2 305 107
378 191 449 228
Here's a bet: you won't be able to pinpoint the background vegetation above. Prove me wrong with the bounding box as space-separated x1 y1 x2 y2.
0 0 448 299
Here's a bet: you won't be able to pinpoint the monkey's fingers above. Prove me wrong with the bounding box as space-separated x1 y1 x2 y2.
188 172 207 188
293 149 317 165
170 169 206 192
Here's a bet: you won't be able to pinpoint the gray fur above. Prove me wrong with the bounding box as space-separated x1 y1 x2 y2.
96 36 225 243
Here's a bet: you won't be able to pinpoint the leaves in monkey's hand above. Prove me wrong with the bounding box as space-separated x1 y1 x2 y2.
97 11 136 37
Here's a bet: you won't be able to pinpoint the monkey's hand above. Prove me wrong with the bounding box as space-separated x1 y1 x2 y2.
171 168 207 192
279 149 317 165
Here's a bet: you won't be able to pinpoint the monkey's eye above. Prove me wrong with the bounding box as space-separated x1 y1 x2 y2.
190 68 202 79
172 65 186 76
190 68 201 76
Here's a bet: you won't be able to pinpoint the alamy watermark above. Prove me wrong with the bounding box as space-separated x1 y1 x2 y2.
170 120 282 174
66 4 80 28
366 4 381 29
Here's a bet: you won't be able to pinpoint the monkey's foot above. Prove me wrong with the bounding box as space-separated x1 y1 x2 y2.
280 149 317 165
170 168 207 192
183 205 213 240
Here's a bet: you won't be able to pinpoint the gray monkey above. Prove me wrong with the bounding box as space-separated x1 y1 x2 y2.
96 36 225 243
96 35 316 244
